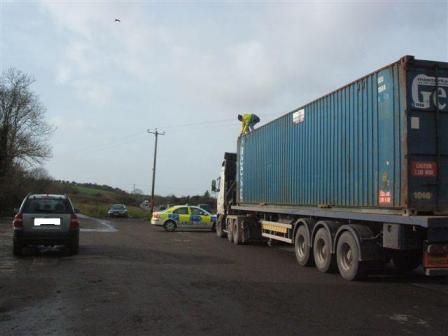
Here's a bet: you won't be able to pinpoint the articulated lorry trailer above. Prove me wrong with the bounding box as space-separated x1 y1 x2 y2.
211 55 448 280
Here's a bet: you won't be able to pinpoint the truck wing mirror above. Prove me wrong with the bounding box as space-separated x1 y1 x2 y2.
211 180 216 192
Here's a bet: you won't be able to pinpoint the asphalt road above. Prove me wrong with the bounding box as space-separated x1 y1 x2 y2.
1 216 448 336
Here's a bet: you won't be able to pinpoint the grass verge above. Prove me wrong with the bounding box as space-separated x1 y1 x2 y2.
76 202 149 219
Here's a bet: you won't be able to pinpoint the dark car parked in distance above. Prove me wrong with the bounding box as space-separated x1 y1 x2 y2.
108 204 128 217
12 194 80 256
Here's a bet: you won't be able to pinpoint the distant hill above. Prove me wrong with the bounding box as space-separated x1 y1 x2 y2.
0 178 216 219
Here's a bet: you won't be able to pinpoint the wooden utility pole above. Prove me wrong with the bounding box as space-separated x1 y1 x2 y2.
147 129 165 218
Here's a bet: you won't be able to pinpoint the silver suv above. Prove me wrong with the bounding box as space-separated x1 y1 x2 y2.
12 194 80 256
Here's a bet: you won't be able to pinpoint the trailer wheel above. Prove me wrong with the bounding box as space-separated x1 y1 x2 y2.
336 231 363 281
216 215 226 238
227 220 234 242
233 221 240 245
392 251 421 272
313 227 336 273
295 225 313 266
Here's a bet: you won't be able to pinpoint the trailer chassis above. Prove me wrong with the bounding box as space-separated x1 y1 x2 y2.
217 204 448 280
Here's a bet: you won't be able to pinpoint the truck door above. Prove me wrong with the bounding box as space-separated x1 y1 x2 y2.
172 207 190 228
190 207 211 229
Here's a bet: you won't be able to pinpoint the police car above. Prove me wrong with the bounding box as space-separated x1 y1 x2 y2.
151 205 216 232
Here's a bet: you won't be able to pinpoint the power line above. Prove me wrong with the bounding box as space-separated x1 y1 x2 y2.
76 130 147 153
70 111 283 154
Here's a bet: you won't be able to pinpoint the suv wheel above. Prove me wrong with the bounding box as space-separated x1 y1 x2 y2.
67 233 79 255
13 238 23 256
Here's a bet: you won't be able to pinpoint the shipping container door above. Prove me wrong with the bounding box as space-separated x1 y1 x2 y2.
407 61 448 212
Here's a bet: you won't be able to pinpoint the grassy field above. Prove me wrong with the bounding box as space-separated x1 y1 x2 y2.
69 185 149 219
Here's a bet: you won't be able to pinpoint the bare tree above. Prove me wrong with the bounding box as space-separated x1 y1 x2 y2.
0 68 54 177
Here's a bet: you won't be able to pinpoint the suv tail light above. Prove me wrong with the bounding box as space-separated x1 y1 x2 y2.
12 213 23 229
70 214 80 229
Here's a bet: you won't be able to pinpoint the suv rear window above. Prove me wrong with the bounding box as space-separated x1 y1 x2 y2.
22 198 73 214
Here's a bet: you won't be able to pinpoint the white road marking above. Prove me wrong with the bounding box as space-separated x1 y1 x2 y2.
388 314 428 327
79 215 118 233
389 314 409 323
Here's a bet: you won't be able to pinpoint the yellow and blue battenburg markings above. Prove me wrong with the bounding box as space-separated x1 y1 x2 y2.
167 213 179 221
160 211 216 224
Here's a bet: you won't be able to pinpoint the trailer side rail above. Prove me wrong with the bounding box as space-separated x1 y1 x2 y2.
232 204 448 228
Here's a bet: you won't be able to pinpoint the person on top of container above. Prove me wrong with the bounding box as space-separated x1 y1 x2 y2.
238 114 260 135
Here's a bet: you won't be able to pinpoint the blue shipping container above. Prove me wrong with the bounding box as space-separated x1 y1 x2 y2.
237 56 448 213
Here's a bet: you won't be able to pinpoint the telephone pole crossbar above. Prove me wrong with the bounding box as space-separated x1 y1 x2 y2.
147 128 165 218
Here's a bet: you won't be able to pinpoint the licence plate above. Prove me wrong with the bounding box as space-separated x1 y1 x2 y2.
34 218 61 226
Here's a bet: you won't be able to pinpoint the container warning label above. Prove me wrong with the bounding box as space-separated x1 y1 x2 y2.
379 191 392 204
411 161 437 177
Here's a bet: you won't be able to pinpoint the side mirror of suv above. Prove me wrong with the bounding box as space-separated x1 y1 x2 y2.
74 208 80 214
13 208 19 214
211 180 216 192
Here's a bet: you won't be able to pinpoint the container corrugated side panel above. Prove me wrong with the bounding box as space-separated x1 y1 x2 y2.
237 60 407 209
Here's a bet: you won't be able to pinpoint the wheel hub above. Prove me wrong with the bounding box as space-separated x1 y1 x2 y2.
340 243 353 272
316 238 328 264
297 235 306 258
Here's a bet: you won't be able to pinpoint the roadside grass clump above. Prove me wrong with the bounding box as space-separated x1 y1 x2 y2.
76 203 109 218
127 206 149 219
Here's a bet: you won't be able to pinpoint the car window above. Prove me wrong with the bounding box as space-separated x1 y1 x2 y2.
173 207 189 215
111 204 125 210
23 198 73 214
190 207 206 216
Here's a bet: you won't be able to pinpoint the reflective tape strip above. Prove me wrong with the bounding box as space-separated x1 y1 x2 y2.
260 220 292 228
261 220 291 234
262 224 288 234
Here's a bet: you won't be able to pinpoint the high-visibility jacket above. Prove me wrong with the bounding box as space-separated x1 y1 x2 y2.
241 114 260 135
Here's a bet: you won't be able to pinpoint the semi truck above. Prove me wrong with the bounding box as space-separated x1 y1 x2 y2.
211 55 448 281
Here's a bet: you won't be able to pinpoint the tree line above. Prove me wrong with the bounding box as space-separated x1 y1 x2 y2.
0 68 54 215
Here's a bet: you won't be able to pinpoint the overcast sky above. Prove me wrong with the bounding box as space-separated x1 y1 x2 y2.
1 0 447 196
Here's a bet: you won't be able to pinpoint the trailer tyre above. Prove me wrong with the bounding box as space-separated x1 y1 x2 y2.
233 221 240 245
336 231 363 281
295 225 313 266
227 221 234 242
313 227 337 273
216 215 226 238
